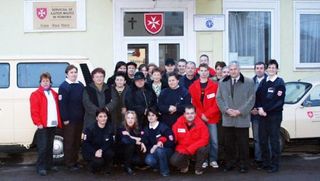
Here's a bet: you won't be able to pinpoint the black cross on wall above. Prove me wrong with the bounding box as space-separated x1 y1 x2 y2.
128 17 137 30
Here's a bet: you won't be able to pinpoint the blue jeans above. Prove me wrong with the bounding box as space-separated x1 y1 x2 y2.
259 113 282 169
145 147 173 175
251 117 262 161
208 124 218 162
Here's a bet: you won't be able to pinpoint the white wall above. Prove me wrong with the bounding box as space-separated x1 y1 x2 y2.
0 0 115 76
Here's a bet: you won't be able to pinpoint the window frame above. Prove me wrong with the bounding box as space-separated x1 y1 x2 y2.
294 1 320 70
223 0 280 69
0 63 10 88
16 62 69 88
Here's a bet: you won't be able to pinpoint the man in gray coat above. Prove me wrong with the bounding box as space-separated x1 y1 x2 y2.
216 61 255 173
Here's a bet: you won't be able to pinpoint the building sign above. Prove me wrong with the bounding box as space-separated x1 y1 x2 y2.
24 0 86 32
124 12 184 36
144 13 164 35
194 14 225 31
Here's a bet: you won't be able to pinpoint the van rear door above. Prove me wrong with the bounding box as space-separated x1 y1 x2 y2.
0 63 14 144
13 62 68 145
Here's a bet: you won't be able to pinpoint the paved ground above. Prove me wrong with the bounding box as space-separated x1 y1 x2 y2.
0 140 319 181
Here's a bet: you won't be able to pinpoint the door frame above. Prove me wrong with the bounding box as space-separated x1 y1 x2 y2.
113 0 196 65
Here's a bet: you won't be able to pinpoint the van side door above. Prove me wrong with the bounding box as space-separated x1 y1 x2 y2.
296 84 320 138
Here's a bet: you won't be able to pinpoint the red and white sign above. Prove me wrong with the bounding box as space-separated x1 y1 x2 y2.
36 8 47 20
144 13 164 35
307 111 314 118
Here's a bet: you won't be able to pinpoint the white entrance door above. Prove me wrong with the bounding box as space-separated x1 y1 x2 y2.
124 39 184 67
113 0 196 67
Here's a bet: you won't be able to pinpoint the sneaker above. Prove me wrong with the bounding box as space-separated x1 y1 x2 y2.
161 172 170 177
49 166 59 172
239 166 248 173
180 166 189 173
124 167 135 175
223 165 235 172
37 169 47 176
210 161 219 168
69 164 81 172
195 170 204 175
202 161 208 168
135 165 150 171
267 166 279 173
153 168 159 172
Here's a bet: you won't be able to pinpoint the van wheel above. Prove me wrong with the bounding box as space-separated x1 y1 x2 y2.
53 130 64 164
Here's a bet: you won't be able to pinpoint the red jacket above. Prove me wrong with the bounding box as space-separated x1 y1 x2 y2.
172 116 209 155
196 66 216 77
189 79 221 124
30 86 62 128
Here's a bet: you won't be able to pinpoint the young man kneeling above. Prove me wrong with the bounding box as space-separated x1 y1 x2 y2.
170 105 209 175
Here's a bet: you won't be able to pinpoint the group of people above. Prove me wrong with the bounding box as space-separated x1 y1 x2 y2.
29 54 285 177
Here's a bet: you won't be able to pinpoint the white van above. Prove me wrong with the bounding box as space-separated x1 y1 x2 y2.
280 78 320 146
250 77 320 151
0 56 93 161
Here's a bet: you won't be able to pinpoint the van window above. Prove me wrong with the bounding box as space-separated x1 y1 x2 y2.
285 82 312 104
17 63 69 88
0 63 10 88
306 85 320 107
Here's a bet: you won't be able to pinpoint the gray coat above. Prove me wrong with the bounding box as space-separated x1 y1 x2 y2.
82 83 119 130
216 74 255 128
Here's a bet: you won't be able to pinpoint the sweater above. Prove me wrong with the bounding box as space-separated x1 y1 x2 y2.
58 80 85 123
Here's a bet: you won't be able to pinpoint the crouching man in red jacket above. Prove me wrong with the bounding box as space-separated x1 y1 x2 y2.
170 105 209 175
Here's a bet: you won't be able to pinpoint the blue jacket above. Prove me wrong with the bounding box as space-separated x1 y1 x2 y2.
58 80 85 122
141 122 175 151
158 86 191 128
255 77 286 114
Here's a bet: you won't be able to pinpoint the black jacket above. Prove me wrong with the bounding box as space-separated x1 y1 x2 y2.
82 121 114 160
158 86 191 128
125 84 157 126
